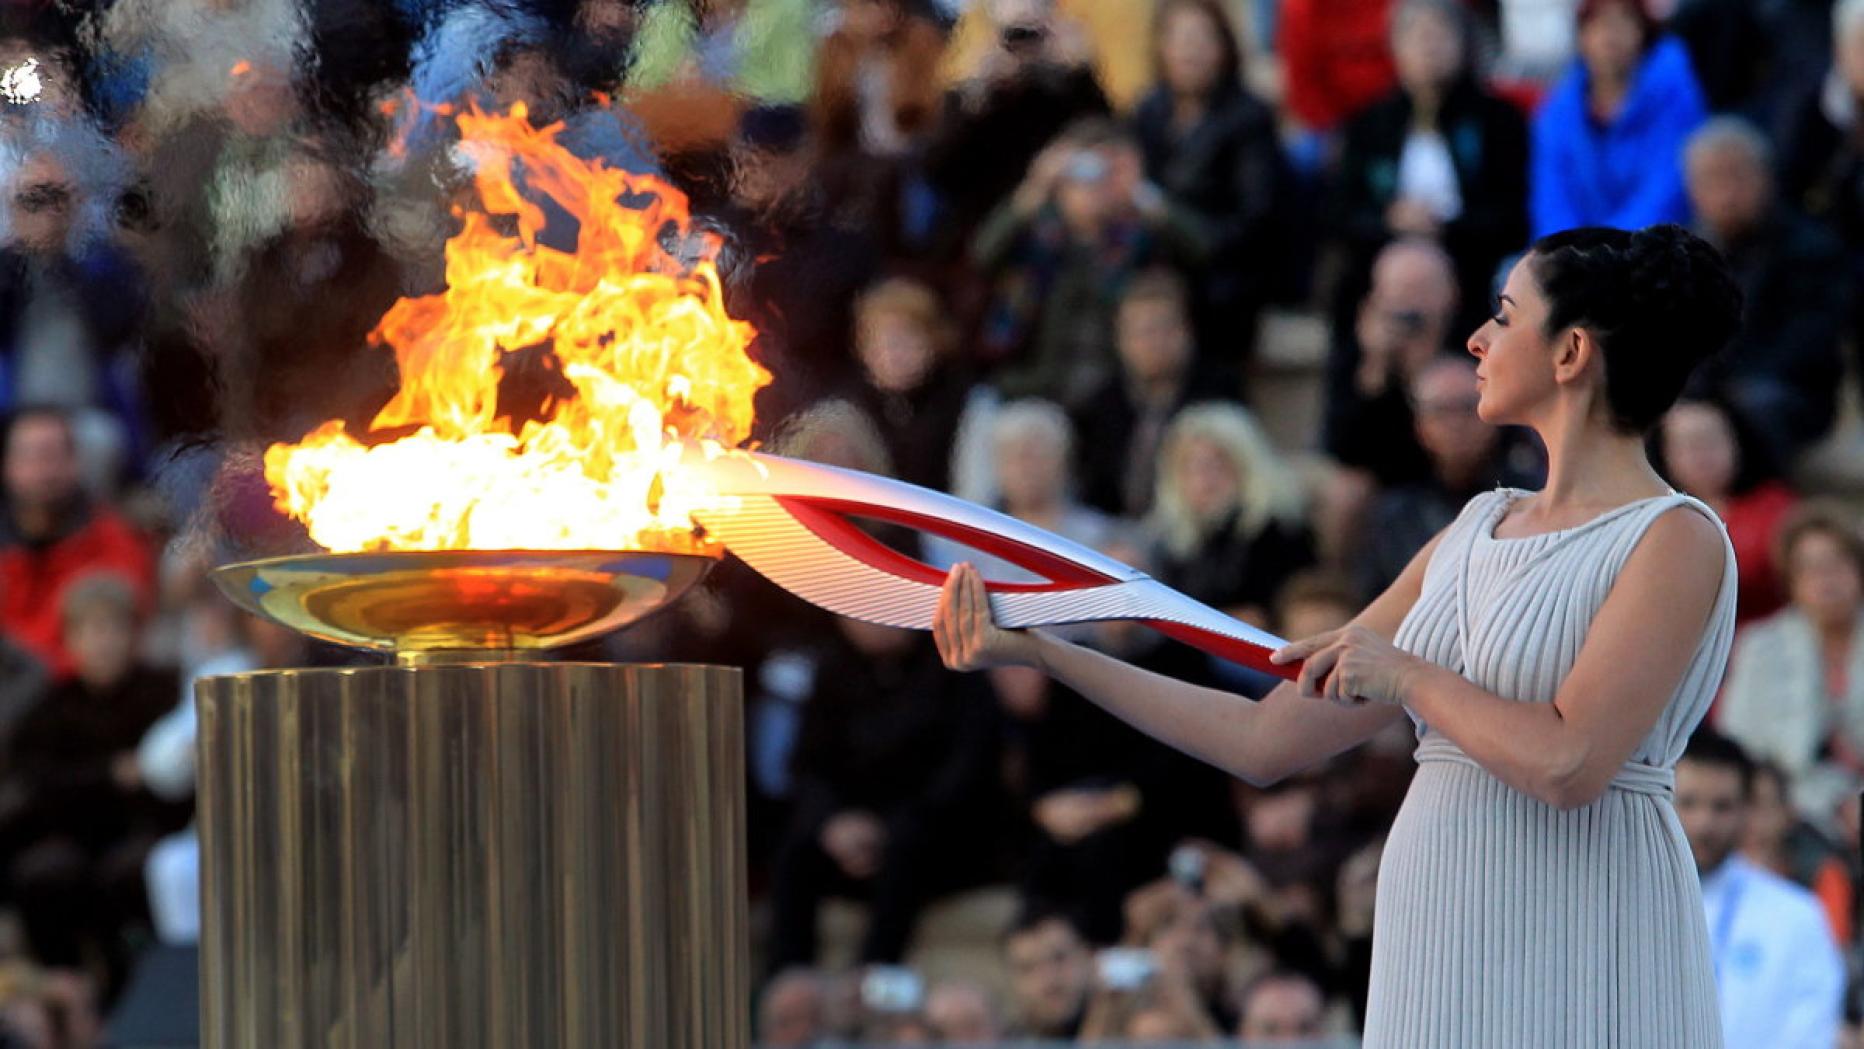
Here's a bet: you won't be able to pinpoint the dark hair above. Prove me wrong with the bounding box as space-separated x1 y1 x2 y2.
1002 903 1087 948
1118 267 1191 315
1681 727 1754 797
1527 225 1742 434
1576 0 1658 52
1648 393 1779 495
1151 0 1243 95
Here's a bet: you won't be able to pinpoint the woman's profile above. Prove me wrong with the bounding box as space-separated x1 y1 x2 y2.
935 223 1743 1047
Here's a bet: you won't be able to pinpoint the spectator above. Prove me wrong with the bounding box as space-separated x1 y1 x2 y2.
1718 505 1864 782
1677 729 1845 1049
847 277 976 494
0 574 186 984
1002 908 1094 1038
625 0 820 105
1122 881 1239 1028
0 406 152 678
1779 0 1864 364
971 117 1208 405
1356 354 1538 600
767 618 1002 971
812 0 947 161
758 967 829 1048
1322 237 1463 489
925 0 1111 248
1076 953 1222 1041
1072 269 1234 518
1653 395 1797 624
940 0 1153 112
1129 0 1282 362
924 980 1004 1043
1530 0 1707 237
1276 0 1397 133
1148 402 1313 626
1235 969 1327 1044
1683 117 1849 461
1330 0 1530 334
925 399 1120 583
1743 759 1855 945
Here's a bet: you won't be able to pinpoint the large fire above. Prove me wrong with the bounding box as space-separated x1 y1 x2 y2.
264 103 769 554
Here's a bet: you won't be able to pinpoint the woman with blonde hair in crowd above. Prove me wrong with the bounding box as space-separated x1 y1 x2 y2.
1147 402 1314 628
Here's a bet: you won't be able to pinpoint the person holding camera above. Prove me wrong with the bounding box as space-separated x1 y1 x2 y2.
935 225 1746 1047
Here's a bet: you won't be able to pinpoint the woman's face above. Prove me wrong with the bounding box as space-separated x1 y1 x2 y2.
1178 436 1241 521
996 431 1068 511
1660 402 1739 500
1578 2 1646 85
1393 7 1465 95
1465 256 1564 428
1159 4 1226 98
857 310 937 394
1787 529 1864 627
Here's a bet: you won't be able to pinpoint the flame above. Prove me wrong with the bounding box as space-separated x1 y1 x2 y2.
264 103 769 553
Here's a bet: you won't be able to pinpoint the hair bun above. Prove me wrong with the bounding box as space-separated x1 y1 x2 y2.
1623 224 1742 367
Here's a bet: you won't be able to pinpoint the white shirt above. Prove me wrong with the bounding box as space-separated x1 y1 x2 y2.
1396 129 1463 223
1700 854 1845 1049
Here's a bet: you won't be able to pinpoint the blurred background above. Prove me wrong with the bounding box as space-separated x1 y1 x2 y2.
0 0 1855 1044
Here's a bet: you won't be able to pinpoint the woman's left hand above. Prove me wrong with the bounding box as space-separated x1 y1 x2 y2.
1269 625 1431 706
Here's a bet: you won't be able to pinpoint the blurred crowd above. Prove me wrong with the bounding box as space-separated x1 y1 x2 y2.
0 0 1856 1044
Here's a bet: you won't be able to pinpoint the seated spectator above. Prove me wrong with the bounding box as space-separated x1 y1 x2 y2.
1130 0 1282 362
810 0 947 241
1235 969 1327 1044
1122 881 1239 1029
1148 402 1313 626
723 106 882 427
1677 729 1845 1049
1530 0 1707 237
971 118 1209 406
1330 0 1529 333
1718 506 1864 782
1743 760 1855 945
925 399 1120 585
1002 908 1094 1039
1276 0 1397 134
1683 117 1849 461
925 0 1110 246
625 0 820 105
758 967 829 1048
925 980 1005 1043
1323 237 1462 489
1653 396 1797 624
1356 355 1539 600
767 618 1003 972
847 277 977 494
0 574 186 984
1072 270 1235 519
0 406 152 678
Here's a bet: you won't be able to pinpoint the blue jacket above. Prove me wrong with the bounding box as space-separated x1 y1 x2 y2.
1531 36 1708 237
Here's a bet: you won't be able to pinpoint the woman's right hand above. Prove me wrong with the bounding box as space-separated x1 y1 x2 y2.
933 562 1041 672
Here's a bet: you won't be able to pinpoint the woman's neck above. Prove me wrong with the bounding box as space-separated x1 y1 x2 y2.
1589 72 1631 121
1012 499 1066 529
1407 84 1443 128
1171 89 1210 129
1814 611 1857 649
1533 408 1669 514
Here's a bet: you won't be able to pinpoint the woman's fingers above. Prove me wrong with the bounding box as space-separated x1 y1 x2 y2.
1271 627 1344 666
1297 642 1344 698
933 569 955 664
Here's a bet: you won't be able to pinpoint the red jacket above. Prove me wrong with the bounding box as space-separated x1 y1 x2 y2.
0 505 154 679
1279 0 1399 131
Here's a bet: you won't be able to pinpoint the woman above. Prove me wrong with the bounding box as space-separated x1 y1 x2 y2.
1653 396 1797 624
1330 0 1529 333
934 223 1743 1046
847 277 977 494
1530 0 1706 237
1129 0 1282 363
1717 505 1864 782
1146 402 1313 628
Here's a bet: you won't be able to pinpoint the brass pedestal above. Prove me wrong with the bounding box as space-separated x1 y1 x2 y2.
194 663 747 1048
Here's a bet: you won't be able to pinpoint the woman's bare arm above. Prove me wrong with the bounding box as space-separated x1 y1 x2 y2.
935 532 1448 786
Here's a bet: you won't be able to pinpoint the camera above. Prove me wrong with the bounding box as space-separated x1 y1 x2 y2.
861 965 925 1014
1062 150 1110 185
1095 947 1159 992
1169 843 1206 893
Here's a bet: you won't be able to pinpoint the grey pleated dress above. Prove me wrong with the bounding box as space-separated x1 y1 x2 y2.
1363 487 1737 1048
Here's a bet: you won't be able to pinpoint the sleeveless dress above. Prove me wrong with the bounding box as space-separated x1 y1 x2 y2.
1363 488 1738 1048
